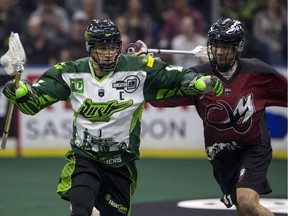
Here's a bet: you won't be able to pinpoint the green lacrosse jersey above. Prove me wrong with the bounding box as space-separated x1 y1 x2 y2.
18 54 197 167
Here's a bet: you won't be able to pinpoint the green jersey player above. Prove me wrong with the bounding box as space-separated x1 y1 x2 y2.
3 19 223 216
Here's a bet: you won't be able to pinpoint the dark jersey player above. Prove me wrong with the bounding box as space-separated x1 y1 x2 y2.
149 18 287 216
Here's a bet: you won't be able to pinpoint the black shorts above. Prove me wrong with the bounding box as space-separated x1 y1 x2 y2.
210 143 272 208
57 155 138 216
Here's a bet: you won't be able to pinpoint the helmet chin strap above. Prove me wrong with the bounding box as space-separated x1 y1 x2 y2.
218 60 238 79
90 54 117 78
90 56 106 78
214 45 238 74
90 47 119 76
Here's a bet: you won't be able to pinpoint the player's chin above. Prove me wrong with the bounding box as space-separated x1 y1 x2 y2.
102 60 114 65
216 61 227 66
217 59 233 66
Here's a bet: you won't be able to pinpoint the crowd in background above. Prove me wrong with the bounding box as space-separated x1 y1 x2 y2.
0 0 287 67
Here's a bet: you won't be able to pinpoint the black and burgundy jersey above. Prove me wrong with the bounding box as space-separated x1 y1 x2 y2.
150 58 287 160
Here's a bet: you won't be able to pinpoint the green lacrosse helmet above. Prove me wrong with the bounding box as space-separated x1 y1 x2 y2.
84 19 122 73
84 18 122 52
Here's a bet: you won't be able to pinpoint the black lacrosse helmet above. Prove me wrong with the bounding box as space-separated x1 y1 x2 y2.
207 18 245 72
84 19 122 72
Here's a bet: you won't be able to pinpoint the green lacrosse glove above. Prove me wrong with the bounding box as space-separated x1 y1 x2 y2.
189 74 223 96
2 79 31 101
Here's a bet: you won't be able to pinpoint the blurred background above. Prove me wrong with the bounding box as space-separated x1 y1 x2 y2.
0 0 287 67
0 0 287 215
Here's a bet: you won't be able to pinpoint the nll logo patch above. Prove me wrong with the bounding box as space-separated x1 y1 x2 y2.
98 89 105 97
225 88 231 96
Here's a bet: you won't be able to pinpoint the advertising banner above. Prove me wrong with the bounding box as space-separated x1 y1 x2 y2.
0 67 286 158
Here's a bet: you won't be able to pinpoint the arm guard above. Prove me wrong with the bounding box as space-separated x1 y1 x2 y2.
15 87 59 115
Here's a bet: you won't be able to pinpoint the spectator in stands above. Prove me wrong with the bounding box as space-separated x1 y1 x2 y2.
128 0 171 47
0 0 25 56
22 16 60 66
115 15 128 36
122 0 154 47
63 0 82 16
220 0 274 62
115 15 131 52
252 0 287 66
16 0 37 17
59 11 89 61
80 0 107 21
103 0 128 20
29 0 70 46
140 0 171 25
171 16 206 67
220 0 262 30
158 0 207 49
189 0 212 24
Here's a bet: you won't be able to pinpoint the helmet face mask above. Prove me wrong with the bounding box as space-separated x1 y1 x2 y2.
84 19 122 73
207 42 238 73
207 18 245 73
90 42 121 73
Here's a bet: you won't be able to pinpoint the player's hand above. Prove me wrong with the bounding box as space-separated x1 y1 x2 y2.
2 79 31 101
125 40 161 60
189 75 223 96
125 40 148 56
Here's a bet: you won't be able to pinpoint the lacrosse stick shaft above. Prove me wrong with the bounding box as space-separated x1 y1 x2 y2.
148 49 197 55
1 72 21 150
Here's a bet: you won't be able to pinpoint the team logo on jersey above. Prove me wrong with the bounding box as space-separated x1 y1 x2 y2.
225 88 231 96
205 94 255 133
70 78 84 93
78 98 133 122
80 129 128 153
112 75 140 93
98 89 105 97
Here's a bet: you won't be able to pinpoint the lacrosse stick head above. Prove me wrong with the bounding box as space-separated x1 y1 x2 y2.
0 32 26 75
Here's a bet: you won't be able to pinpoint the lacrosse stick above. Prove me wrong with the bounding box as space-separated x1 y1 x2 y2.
0 32 26 150
148 46 209 62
